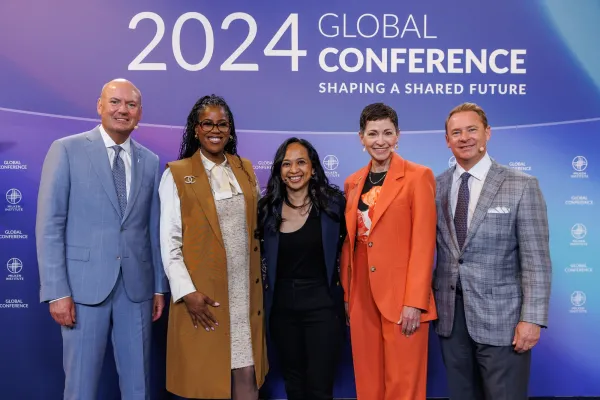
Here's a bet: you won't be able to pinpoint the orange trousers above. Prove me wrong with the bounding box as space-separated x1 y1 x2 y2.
349 243 429 400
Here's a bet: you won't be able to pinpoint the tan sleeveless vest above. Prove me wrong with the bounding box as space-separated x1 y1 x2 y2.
165 151 267 399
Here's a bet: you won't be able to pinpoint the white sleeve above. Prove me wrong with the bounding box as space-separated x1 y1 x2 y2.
158 168 196 302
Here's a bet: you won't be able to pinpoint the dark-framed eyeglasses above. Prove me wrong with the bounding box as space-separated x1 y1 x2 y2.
199 120 230 133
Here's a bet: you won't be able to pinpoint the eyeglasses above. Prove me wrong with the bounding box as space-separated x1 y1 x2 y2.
199 120 230 133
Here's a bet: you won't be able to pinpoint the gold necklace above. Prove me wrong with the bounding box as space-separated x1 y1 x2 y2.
368 170 387 185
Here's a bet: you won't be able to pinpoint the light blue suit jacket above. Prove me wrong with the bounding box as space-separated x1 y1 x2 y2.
36 127 168 305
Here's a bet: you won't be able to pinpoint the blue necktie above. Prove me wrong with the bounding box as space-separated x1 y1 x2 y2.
454 172 471 249
111 145 127 218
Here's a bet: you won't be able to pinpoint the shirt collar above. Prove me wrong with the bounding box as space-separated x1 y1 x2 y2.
453 152 492 183
99 125 132 155
200 151 228 171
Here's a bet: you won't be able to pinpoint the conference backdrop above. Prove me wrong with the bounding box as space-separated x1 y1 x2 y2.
1 0 599 398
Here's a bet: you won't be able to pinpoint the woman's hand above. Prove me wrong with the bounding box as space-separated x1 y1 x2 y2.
183 292 220 331
398 306 421 337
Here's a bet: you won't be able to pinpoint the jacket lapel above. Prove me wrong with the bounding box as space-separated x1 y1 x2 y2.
370 153 405 231
344 166 368 255
461 161 506 252
321 210 338 285
441 169 460 254
122 140 144 222
263 204 281 291
84 128 121 217
189 151 224 248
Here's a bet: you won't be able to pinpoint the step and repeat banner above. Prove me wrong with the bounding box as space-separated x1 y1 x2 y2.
1 0 599 398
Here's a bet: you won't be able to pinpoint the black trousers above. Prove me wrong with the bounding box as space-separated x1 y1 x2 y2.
439 290 531 400
270 279 342 400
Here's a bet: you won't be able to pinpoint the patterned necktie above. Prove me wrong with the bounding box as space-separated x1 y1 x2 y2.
111 145 127 218
454 172 471 249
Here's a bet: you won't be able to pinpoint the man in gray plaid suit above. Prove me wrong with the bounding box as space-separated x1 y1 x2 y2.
433 102 552 400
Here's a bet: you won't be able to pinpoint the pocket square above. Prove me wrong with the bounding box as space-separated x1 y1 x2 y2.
488 206 510 214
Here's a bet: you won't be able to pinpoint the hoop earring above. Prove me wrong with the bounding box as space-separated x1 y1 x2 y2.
362 146 366 152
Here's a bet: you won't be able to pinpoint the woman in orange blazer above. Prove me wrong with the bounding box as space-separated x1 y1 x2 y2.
341 103 437 400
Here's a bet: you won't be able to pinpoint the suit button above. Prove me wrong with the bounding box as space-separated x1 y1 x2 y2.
255 278 259 283
258 310 261 316
370 266 376 272
458 259 464 264
368 242 373 247
450 285 455 290
254 246 258 251
336 281 340 286
265 284 269 290
116 256 121 260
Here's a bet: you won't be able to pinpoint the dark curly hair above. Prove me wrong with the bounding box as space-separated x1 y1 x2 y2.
178 94 253 184
257 137 344 237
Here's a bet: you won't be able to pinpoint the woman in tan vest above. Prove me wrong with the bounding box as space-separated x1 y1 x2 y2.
158 94 267 399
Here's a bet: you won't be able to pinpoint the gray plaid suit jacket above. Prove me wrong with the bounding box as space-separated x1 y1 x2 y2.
433 160 552 346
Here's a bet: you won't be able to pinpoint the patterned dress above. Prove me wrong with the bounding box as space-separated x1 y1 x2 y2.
215 194 254 369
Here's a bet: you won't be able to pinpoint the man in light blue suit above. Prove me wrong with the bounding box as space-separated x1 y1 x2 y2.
36 79 169 400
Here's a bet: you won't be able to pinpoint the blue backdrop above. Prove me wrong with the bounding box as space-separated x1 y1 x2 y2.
1 0 599 398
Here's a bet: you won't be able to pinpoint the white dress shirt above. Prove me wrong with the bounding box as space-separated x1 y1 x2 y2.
158 152 246 302
451 152 492 228
99 125 132 198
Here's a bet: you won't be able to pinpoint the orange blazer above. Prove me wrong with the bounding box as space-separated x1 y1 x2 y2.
340 153 437 323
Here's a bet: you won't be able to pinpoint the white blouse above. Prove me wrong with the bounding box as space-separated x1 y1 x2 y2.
158 152 255 302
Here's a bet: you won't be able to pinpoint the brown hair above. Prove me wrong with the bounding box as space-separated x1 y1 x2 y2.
445 102 489 133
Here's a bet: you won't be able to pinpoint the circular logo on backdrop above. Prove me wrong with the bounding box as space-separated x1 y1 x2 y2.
448 156 457 168
7 258 22 274
571 223 587 240
572 156 588 172
6 189 22 205
323 155 339 171
571 291 586 307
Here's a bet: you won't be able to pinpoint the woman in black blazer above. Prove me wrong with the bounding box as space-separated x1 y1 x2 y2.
257 137 346 400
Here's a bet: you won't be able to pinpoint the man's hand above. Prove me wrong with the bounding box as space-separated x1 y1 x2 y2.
152 294 165 322
50 297 76 328
512 321 541 353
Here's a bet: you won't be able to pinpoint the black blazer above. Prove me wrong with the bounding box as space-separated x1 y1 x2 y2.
260 194 347 330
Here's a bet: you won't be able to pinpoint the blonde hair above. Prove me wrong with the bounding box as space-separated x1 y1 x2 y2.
445 102 489 133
